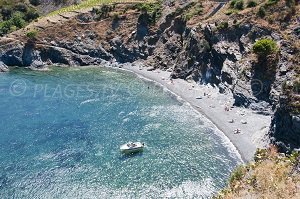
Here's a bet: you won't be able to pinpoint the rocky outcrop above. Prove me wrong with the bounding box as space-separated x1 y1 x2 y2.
270 96 300 152
0 61 9 72
0 42 24 66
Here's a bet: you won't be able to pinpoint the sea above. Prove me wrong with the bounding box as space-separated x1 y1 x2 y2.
0 67 242 198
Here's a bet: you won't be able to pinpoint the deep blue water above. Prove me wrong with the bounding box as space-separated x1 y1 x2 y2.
0 67 241 198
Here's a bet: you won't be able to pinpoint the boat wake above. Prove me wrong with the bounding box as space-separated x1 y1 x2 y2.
79 98 100 106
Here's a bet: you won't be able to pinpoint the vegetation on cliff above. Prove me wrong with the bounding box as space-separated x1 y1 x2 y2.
0 0 39 35
215 146 300 198
253 38 278 57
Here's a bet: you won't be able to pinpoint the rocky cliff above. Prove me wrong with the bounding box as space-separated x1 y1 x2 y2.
0 0 299 152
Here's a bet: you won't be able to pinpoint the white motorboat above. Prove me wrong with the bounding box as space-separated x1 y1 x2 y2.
120 142 145 154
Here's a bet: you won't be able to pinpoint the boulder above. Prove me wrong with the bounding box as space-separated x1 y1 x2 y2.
0 43 24 66
0 61 9 72
30 60 46 68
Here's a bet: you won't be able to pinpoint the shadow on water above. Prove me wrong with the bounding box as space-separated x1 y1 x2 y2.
118 152 144 161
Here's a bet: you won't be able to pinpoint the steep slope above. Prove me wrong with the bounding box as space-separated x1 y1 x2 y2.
214 147 300 198
0 0 81 36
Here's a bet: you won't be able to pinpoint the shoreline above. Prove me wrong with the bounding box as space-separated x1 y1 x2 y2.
117 63 271 162
7 63 271 162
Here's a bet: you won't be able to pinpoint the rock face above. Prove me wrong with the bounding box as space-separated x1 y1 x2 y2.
270 96 300 152
0 42 24 66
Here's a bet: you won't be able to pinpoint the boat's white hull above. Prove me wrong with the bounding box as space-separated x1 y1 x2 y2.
120 142 144 154
121 147 144 154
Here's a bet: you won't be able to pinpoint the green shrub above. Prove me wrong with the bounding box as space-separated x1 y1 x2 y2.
230 0 238 8
183 4 203 21
289 151 300 163
1 7 12 20
257 6 266 18
135 2 162 25
0 20 13 35
14 3 28 13
11 12 26 28
247 0 257 7
253 38 278 57
135 2 161 13
25 8 39 22
217 21 229 30
254 148 268 162
10 25 17 32
26 30 38 40
230 0 244 10
234 0 244 10
225 9 236 15
112 13 119 21
229 165 245 184
265 0 279 7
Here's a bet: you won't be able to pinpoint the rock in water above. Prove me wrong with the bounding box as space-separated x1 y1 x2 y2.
30 60 46 68
0 61 9 72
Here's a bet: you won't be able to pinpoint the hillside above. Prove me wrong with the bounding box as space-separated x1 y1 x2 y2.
214 147 300 198
0 0 80 36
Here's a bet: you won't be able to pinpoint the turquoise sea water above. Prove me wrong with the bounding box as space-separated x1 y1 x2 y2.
0 67 241 198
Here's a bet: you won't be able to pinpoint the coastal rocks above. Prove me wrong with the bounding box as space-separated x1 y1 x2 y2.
0 61 9 72
22 43 45 66
270 96 300 152
221 59 236 85
0 42 24 66
57 40 113 61
136 12 151 41
171 23 250 87
30 60 46 69
232 84 255 107
110 37 140 63
39 46 72 65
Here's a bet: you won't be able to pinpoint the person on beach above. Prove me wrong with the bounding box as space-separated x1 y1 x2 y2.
234 129 241 134
228 119 234 123
224 105 230 111
170 78 173 84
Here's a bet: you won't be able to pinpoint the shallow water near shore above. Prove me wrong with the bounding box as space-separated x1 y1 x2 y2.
0 67 241 198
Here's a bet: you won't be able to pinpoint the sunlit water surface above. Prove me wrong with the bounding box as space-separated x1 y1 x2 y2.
0 67 241 198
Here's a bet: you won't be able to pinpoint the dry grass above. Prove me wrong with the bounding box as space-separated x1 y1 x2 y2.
215 146 300 199
47 0 154 16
